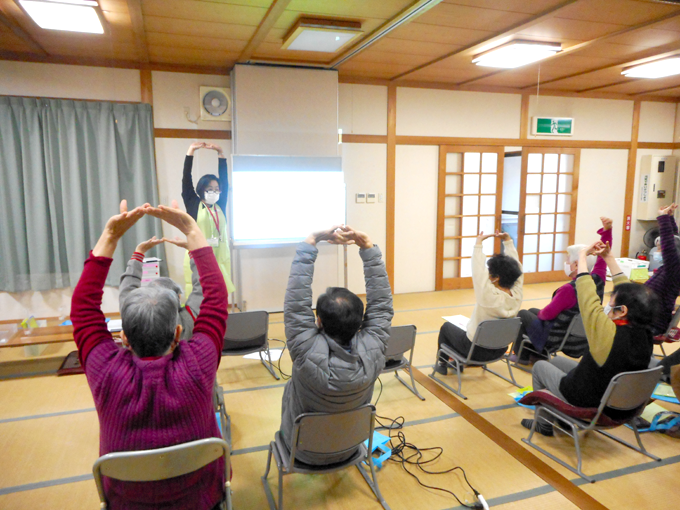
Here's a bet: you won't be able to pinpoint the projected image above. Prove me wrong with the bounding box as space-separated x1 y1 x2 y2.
232 171 346 244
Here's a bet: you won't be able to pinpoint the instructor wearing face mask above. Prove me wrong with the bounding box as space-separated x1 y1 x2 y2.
181 142 235 296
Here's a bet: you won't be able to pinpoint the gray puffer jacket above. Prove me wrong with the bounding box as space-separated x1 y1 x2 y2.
119 256 202 340
280 242 393 465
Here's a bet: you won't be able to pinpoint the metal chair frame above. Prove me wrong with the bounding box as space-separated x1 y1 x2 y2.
381 325 425 400
513 314 587 373
221 310 279 380
93 437 232 510
213 379 231 447
430 318 521 399
261 404 389 510
522 366 663 483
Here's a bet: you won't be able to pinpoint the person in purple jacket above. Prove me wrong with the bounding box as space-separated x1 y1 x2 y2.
71 200 228 510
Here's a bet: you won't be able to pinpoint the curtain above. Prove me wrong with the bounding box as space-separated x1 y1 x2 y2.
0 96 166 291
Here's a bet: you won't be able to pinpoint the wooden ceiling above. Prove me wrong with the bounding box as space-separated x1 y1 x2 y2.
4 0 680 99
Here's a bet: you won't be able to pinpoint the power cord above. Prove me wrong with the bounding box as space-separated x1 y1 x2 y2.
268 338 291 380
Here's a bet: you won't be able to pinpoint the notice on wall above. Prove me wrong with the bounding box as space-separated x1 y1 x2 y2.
641 174 649 202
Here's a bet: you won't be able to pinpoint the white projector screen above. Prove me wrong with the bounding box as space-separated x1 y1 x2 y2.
231 155 345 246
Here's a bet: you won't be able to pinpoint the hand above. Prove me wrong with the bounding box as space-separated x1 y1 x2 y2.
336 226 373 249
164 236 189 250
187 142 205 156
475 232 495 244
304 225 345 247
659 203 677 216
203 143 225 158
495 230 511 242
600 216 613 231
93 200 147 257
590 241 612 259
135 236 164 255
145 200 199 236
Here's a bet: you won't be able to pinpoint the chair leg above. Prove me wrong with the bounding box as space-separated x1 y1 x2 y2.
482 359 521 388
261 443 280 510
357 457 391 510
394 367 425 401
429 350 468 399
259 345 281 381
597 425 661 462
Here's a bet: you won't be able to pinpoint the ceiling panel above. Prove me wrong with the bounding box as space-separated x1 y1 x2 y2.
369 37 459 57
439 0 568 15
554 0 679 26
145 32 247 53
516 17 627 41
141 0 268 26
286 0 414 19
386 21 493 46
415 3 530 32
596 75 680 94
606 27 680 47
143 17 256 40
350 50 438 67
148 46 238 66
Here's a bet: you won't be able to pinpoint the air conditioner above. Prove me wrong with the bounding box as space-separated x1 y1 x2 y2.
200 86 232 121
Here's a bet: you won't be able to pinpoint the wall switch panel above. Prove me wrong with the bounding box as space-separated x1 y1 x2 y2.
367 193 376 203
356 193 366 203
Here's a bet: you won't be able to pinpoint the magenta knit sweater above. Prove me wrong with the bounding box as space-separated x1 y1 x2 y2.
71 246 228 510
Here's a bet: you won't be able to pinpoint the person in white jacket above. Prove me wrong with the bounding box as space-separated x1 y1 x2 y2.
435 231 524 374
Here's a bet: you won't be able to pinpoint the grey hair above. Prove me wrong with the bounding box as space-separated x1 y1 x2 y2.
149 277 183 303
566 244 597 272
121 286 179 357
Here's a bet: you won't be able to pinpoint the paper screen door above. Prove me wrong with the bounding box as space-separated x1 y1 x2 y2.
436 146 504 290
518 148 579 283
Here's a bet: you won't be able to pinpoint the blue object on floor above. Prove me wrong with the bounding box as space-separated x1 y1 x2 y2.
363 431 391 470
60 320 73 326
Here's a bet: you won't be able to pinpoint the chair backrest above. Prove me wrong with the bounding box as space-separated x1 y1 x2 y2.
665 306 680 336
602 366 663 411
472 318 522 351
291 404 375 457
566 314 586 339
93 438 229 504
225 310 268 343
384 325 417 358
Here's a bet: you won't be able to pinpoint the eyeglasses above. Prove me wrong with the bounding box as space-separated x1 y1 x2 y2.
205 190 220 194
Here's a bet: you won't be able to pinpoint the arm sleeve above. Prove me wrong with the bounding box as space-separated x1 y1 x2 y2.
612 273 630 286
284 243 319 362
185 256 204 317
471 243 494 305
592 227 612 281
71 253 115 367
118 254 143 309
575 273 617 366
190 247 228 358
358 245 394 352
217 157 228 215
537 284 577 321
658 215 680 279
182 155 200 220
671 215 679 236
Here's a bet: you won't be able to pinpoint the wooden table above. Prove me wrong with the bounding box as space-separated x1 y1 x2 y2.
0 317 122 349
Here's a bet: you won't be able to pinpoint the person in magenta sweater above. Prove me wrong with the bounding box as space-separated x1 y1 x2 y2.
511 217 612 363
71 200 228 510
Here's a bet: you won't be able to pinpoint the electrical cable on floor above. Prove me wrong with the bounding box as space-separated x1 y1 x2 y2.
268 338 291 380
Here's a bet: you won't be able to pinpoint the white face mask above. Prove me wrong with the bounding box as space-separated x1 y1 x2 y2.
564 261 573 278
204 191 220 205
603 304 612 315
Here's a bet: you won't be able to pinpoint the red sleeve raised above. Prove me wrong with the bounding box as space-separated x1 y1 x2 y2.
190 246 228 357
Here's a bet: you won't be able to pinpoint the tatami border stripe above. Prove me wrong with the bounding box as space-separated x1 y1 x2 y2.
232 444 270 456
0 474 93 496
410 367 609 510
0 407 95 424
222 383 286 395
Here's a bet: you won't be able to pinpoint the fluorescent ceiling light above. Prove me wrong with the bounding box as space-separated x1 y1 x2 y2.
622 57 680 79
283 18 362 53
20 0 104 34
473 41 561 69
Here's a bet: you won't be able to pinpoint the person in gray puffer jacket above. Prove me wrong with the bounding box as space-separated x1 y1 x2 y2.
119 236 203 340
280 225 394 465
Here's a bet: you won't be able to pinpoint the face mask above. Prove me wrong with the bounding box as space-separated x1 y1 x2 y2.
204 192 220 205
604 304 612 315
564 261 573 278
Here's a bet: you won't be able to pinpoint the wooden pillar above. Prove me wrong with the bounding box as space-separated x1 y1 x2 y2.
621 100 641 257
140 68 153 105
386 84 397 289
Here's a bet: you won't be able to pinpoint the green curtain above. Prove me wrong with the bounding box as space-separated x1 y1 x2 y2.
0 96 166 291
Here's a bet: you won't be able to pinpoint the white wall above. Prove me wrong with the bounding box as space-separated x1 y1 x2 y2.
574 149 629 254
528 96 634 142
396 88 521 138
502 155 521 212
338 84 388 136
0 61 141 102
639 102 676 143
394 145 439 294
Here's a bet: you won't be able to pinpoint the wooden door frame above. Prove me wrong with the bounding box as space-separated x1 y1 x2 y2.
435 145 505 291
518 147 581 284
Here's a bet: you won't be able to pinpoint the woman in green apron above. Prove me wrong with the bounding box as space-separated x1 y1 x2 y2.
181 142 235 295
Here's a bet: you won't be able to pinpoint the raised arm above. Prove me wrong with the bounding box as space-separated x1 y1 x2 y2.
164 236 204 316
182 142 203 220
658 205 680 275
471 232 495 304
118 236 164 308
72 200 146 366
592 217 613 281
204 143 228 214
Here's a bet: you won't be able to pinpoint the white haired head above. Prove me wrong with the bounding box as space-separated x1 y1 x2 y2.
566 244 597 272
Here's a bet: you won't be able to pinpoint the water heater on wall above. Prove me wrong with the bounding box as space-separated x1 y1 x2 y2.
199 86 232 121
638 155 677 220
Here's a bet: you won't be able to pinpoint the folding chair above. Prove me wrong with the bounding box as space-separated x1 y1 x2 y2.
261 404 389 510
93 437 232 510
520 366 663 482
222 310 279 380
513 314 587 373
430 318 521 399
213 379 231 447
653 306 680 358
381 325 425 400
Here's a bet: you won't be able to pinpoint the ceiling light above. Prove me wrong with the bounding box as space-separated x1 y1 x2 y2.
622 57 680 79
282 18 362 53
473 40 561 69
20 0 104 34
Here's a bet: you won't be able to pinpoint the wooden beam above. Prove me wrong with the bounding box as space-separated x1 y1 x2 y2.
125 0 149 63
460 8 680 87
140 69 153 105
519 92 530 139
238 0 292 63
342 134 388 144
578 79 633 93
622 100 641 258
390 0 580 81
154 129 231 140
633 83 680 96
0 4 47 56
386 84 397 290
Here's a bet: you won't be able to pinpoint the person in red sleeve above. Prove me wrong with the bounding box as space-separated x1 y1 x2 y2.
71 200 228 510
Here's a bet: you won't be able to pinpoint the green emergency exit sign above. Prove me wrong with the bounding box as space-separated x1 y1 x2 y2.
531 117 574 136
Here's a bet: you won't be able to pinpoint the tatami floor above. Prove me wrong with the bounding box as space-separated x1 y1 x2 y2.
1 282 679 509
